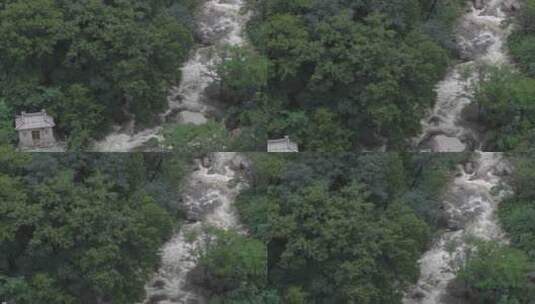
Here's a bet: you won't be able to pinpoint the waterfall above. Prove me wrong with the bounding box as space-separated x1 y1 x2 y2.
404 152 513 303
93 0 250 152
143 153 249 304
416 0 516 151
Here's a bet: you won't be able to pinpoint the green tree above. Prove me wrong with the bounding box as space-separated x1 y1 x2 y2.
163 120 233 157
197 229 268 302
457 240 533 304
0 99 16 145
269 182 429 303
242 0 456 150
218 46 269 104
0 155 175 303
0 0 196 147
302 108 352 151
473 66 535 150
47 84 105 149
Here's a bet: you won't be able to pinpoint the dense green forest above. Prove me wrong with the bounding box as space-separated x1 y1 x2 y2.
3 152 535 303
214 0 466 151
473 0 535 151
0 0 197 148
0 151 189 303
232 153 468 303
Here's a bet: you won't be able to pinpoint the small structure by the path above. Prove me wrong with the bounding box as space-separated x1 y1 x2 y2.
267 136 298 152
15 110 56 148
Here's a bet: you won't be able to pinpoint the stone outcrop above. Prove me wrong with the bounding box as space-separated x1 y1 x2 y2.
502 0 521 12
474 0 486 10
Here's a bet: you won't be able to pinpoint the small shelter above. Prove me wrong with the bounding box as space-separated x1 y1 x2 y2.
15 110 56 148
267 136 298 152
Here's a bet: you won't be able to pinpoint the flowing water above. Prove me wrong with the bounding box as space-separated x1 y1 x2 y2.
144 153 249 304
405 1 519 302
416 0 516 152
93 0 250 152
404 152 512 304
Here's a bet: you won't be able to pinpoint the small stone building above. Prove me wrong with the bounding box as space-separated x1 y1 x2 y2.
267 136 298 152
15 110 56 148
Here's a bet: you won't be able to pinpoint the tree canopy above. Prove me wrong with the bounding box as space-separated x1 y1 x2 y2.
0 0 197 148
233 153 466 303
0 152 190 303
212 0 465 151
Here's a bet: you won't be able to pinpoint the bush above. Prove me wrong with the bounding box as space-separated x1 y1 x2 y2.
457 240 533 304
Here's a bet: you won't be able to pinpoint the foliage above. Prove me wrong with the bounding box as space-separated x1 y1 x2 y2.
270 182 428 303
500 155 535 258
493 0 535 151
0 153 188 303
446 154 535 304
218 0 463 150
163 120 233 157
197 229 270 303
0 99 16 145
457 240 534 304
0 0 196 147
235 153 462 303
217 46 269 104
472 66 535 151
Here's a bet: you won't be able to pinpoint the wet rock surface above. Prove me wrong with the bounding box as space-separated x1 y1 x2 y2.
143 153 250 304
94 0 250 152
416 0 513 152
404 153 512 304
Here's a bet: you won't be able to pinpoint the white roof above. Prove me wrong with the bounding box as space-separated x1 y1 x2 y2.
15 110 55 130
267 136 298 152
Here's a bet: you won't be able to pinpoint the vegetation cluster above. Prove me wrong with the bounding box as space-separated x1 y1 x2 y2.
0 0 198 148
227 153 466 303
0 151 189 303
471 0 535 151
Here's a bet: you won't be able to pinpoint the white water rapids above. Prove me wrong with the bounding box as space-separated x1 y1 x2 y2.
416 0 517 152
144 153 249 304
405 1 519 302
93 0 250 152
404 152 512 304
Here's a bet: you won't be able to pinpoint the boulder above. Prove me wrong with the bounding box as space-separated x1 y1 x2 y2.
502 0 521 12
202 156 212 168
151 279 166 289
527 272 535 283
492 160 512 177
147 293 169 304
177 111 208 126
474 0 486 9
409 288 426 299
460 102 480 123
464 162 475 175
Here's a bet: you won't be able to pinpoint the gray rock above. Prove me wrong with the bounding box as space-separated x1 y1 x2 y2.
152 279 166 289
460 102 480 123
528 272 535 283
474 0 487 9
428 115 442 126
448 220 463 231
502 0 521 12
202 156 212 168
178 111 208 126
464 162 475 175
147 293 169 303
410 288 426 299
493 160 512 177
